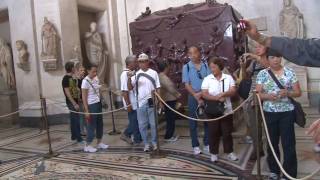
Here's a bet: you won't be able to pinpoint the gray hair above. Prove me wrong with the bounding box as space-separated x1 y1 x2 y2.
125 55 137 66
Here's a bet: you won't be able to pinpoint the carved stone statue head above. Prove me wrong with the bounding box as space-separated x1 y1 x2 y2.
15 40 25 51
89 22 97 33
283 0 292 7
44 17 49 24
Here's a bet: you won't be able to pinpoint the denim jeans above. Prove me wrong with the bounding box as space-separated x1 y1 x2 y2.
86 102 104 144
164 101 177 139
188 95 209 147
79 103 86 134
67 103 82 142
265 110 297 179
137 103 157 145
124 110 142 143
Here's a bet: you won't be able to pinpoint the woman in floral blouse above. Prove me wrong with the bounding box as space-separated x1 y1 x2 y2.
256 55 301 180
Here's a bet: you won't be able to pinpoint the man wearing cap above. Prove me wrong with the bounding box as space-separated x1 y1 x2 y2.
128 53 161 152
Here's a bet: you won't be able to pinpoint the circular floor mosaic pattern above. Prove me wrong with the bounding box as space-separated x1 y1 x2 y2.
1 148 249 179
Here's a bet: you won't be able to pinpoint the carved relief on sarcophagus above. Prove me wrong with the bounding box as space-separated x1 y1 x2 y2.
129 2 246 104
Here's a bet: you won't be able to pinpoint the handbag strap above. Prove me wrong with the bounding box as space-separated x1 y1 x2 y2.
222 79 225 93
267 69 295 102
267 69 285 89
85 79 100 99
135 72 156 96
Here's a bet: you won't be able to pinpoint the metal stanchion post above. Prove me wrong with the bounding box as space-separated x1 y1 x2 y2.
150 92 166 159
254 91 262 180
108 90 121 135
40 96 59 158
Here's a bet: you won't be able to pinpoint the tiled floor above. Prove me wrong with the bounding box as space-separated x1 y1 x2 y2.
0 107 319 179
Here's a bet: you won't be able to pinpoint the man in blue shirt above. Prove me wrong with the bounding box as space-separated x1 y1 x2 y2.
182 46 211 155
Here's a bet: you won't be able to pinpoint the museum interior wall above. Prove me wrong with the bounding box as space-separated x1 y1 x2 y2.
0 0 319 127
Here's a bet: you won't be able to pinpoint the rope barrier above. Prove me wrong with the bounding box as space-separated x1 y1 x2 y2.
154 92 253 122
256 94 320 180
1 87 319 119
0 103 40 119
46 92 152 115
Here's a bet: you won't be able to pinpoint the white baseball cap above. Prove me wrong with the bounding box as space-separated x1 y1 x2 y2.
138 53 149 61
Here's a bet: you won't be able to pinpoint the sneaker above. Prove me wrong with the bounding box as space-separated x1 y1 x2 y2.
244 136 253 144
193 147 202 155
84 145 97 153
78 141 86 145
164 135 179 142
144 144 150 152
227 152 238 161
314 144 320 153
152 144 158 151
268 173 279 180
210 154 218 162
97 143 109 149
203 145 210 154
120 133 133 144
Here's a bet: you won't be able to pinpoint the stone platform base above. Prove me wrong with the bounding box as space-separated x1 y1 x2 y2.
0 90 18 127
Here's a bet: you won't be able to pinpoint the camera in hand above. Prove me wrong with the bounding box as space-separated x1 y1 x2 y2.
237 20 248 32
148 98 154 108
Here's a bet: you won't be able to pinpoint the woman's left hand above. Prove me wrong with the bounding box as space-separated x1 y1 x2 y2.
218 97 225 102
216 93 225 102
279 89 288 98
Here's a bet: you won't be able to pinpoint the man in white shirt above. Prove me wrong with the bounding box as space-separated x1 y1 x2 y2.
128 53 161 152
120 55 142 145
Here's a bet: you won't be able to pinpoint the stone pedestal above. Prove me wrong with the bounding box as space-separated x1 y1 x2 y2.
0 90 18 127
286 62 310 107
41 58 58 71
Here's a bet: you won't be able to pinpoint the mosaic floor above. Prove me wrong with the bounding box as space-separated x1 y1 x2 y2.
0 108 319 179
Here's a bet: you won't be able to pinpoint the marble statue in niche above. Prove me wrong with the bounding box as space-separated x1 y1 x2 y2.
0 38 15 89
85 22 108 84
279 0 309 106
41 17 58 59
41 17 59 71
16 40 30 71
279 0 305 39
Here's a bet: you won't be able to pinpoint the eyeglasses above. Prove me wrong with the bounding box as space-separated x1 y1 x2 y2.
197 71 203 79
